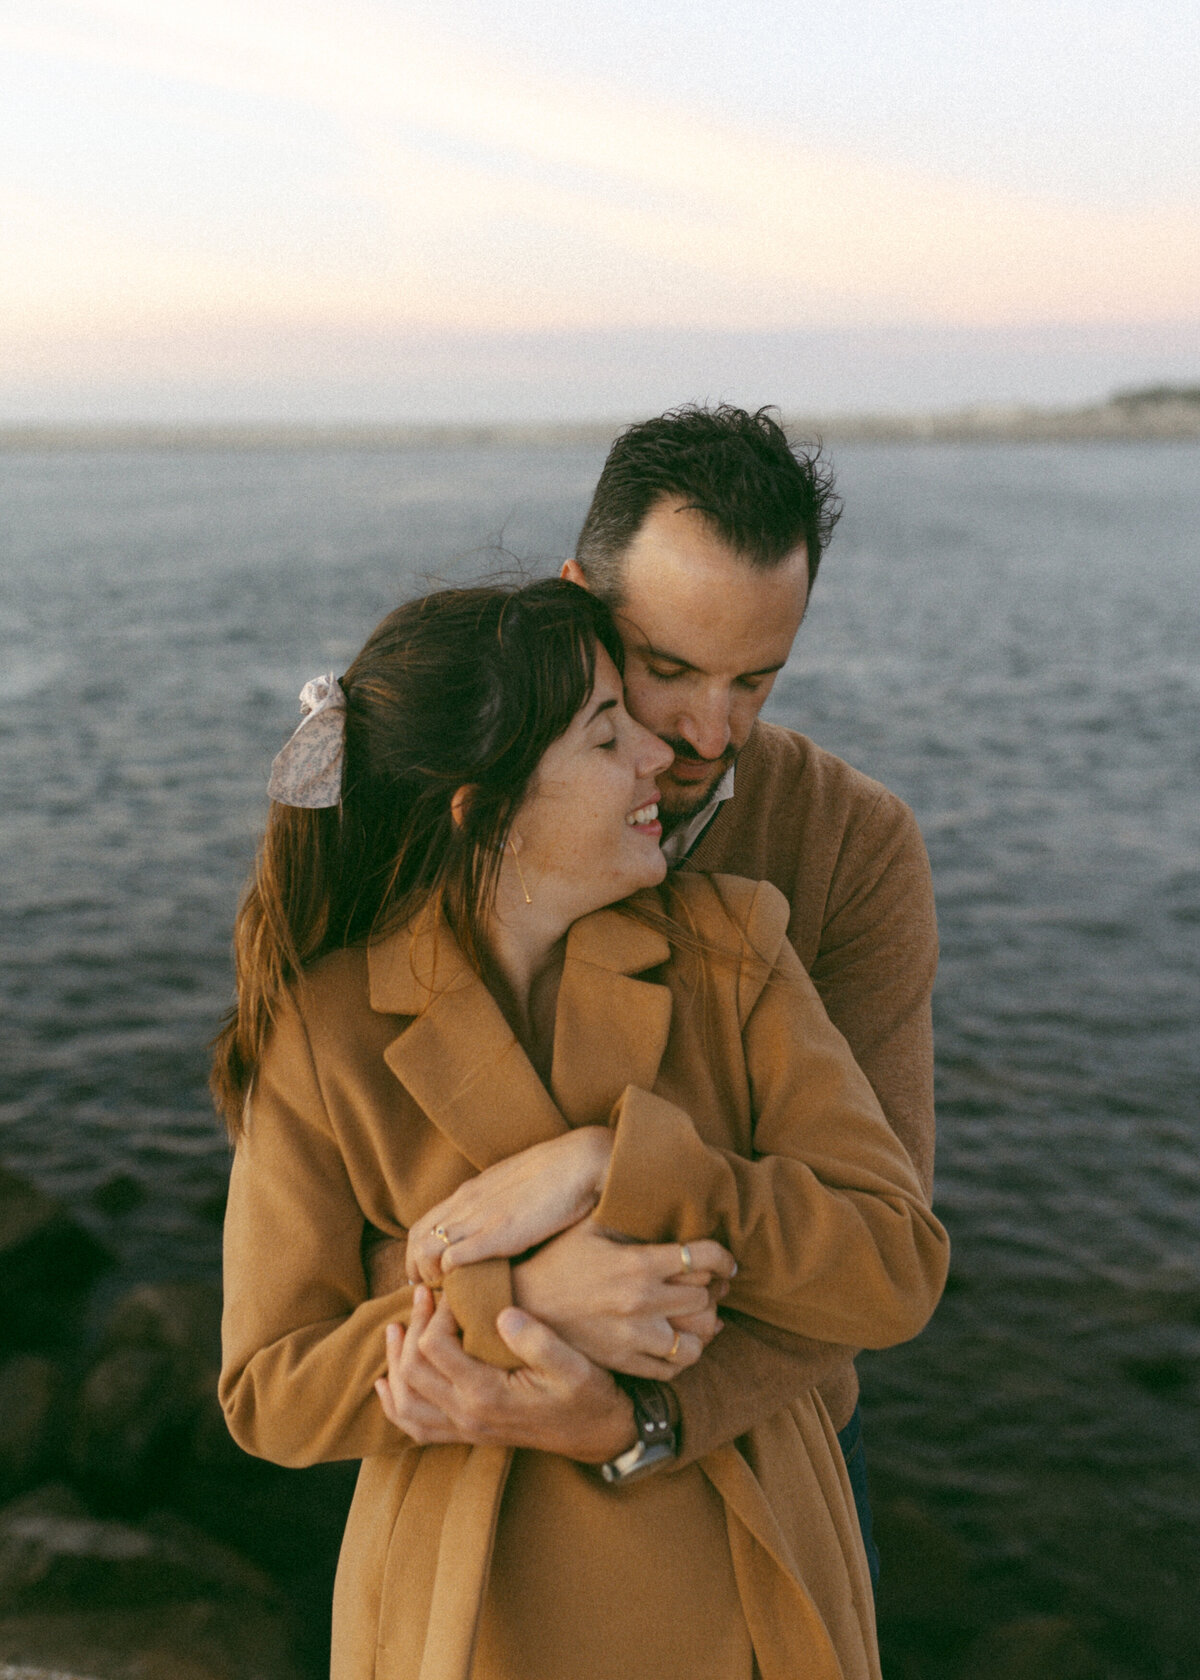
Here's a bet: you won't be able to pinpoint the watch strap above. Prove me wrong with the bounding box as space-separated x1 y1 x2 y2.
600 1378 677 1484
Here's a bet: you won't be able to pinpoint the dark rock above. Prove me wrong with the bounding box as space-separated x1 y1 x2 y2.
0 1485 275 1614
88 1176 146 1220
0 1597 301 1679
187 1397 247 1475
1 1664 104 1679
874 1496 974 1624
71 1283 227 1506
70 1351 193 1506
1 1666 102 1679
101 1284 221 1368
0 1171 112 1350
173 1458 355 1589
0 1360 62 1497
0 1485 301 1680
959 1615 1109 1680
171 1459 356 1680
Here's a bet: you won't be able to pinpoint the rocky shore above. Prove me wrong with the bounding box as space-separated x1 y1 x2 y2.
1 1164 1123 1679
2 385 1199 453
0 1165 354 1680
802 383 1200 444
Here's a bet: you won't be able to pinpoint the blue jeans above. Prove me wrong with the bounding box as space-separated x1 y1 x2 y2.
836 1404 880 1595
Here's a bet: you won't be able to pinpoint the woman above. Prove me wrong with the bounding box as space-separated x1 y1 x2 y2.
214 580 948 1680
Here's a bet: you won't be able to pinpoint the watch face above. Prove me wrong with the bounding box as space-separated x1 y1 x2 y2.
598 1417 672 1485
601 1437 676 1484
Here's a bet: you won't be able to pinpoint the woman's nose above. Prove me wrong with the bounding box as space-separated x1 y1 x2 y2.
638 725 675 777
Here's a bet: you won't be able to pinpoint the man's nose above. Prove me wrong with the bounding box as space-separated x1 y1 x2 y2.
679 693 732 762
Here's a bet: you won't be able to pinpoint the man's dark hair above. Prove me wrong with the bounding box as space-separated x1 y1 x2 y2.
575 403 841 603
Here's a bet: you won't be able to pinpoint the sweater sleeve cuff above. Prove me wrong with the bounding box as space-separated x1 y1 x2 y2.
441 1258 521 1370
593 1085 727 1244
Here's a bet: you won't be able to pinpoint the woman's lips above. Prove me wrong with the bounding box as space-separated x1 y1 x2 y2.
626 799 662 839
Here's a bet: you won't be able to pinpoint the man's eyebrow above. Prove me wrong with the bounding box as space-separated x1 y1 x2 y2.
584 696 619 726
641 641 786 679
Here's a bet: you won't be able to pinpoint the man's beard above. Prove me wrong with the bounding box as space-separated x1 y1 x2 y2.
657 738 738 839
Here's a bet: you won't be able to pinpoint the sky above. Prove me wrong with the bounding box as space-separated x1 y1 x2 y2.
4 0 1199 422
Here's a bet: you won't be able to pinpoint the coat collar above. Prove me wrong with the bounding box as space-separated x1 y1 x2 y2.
367 896 673 1169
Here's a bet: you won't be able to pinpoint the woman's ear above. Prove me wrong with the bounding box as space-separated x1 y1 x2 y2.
450 785 475 829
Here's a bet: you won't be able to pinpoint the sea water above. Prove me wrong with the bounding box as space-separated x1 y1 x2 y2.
2 438 1198 1672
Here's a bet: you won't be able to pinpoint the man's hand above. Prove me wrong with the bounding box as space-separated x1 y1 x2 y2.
405 1128 613 1285
512 1220 733 1379
375 1285 637 1463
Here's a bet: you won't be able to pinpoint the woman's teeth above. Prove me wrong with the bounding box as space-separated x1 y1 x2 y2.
626 803 659 826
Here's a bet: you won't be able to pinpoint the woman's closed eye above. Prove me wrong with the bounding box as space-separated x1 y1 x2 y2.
595 735 618 751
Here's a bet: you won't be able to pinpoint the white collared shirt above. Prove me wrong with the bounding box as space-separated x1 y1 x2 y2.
659 763 737 865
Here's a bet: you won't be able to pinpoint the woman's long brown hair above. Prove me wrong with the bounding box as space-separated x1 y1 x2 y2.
210 580 626 1135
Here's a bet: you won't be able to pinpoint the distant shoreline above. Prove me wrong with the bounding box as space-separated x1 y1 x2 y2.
3 390 1199 450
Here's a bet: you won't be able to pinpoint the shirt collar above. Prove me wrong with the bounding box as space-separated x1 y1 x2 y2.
659 762 736 864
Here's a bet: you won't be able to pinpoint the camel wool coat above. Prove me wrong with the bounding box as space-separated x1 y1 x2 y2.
220 873 949 1680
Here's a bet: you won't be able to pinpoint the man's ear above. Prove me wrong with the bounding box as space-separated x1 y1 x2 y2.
560 558 589 588
450 785 475 829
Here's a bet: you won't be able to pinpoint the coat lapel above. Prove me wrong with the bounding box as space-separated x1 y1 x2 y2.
370 908 565 1171
368 898 674 1165
550 905 673 1128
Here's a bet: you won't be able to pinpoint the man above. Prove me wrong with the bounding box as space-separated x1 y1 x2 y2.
377 405 938 1589
560 404 938 1578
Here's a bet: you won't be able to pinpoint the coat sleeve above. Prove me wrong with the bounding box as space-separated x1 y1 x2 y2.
667 1314 851 1468
219 990 517 1469
813 790 938 1199
591 884 950 1351
667 792 939 1456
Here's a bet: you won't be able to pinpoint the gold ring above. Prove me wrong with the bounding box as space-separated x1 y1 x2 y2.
668 1331 681 1361
434 1224 451 1246
679 1244 693 1273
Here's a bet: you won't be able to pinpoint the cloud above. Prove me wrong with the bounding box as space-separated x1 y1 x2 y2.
4 0 1200 345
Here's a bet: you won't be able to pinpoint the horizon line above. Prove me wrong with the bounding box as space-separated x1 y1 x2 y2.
4 388 1200 450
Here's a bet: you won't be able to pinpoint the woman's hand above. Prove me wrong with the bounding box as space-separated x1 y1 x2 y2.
375 1286 638 1462
512 1220 736 1380
405 1128 613 1285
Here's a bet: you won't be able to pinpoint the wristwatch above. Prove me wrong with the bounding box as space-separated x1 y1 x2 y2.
601 1378 677 1484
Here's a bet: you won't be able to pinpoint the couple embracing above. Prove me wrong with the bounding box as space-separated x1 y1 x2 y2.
214 404 948 1679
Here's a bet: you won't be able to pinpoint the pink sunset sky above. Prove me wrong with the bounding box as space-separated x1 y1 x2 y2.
4 0 1198 421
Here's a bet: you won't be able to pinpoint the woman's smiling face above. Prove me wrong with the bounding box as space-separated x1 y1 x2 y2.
510 646 674 921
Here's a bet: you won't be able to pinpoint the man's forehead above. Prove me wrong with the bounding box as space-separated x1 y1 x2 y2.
617 499 807 594
614 514 809 675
